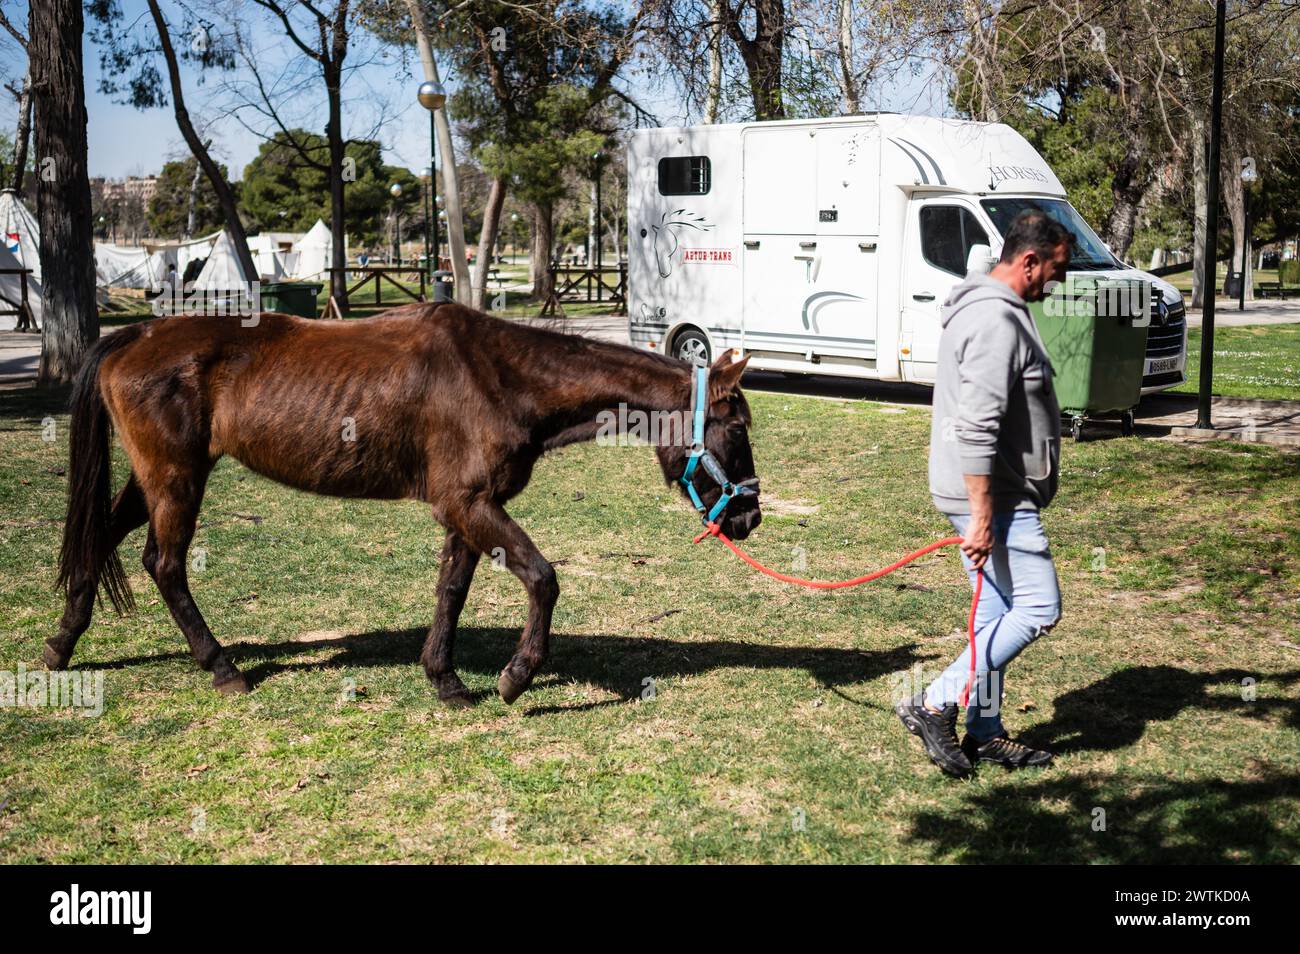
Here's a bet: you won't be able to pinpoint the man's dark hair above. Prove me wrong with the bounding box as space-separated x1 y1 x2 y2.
999 210 1073 264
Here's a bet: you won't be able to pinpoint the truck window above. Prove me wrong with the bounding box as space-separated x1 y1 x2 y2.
919 205 989 277
980 197 1116 269
658 156 711 196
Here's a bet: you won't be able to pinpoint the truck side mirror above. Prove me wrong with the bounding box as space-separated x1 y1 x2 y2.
966 244 995 276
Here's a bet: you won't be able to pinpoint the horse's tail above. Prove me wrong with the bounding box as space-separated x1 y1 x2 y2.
56 323 147 614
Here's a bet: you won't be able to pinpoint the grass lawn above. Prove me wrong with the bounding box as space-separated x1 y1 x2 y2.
1174 324 1300 402
1 380 1298 863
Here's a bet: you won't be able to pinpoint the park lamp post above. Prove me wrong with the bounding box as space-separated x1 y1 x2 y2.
510 212 519 265
422 165 433 279
390 181 404 267
418 79 447 282
1239 160 1258 312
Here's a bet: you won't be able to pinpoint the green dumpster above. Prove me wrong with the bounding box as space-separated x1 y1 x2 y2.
260 282 323 318
1030 276 1150 440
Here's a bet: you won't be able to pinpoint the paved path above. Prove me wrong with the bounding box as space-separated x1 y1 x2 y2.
1185 299 1300 328
0 328 41 385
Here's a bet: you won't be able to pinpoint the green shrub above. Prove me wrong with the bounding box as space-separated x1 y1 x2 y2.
1281 259 1300 285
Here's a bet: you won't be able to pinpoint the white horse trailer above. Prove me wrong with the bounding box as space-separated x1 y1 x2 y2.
626 114 1187 392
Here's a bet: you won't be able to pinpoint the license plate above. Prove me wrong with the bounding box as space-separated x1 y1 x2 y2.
1148 357 1180 374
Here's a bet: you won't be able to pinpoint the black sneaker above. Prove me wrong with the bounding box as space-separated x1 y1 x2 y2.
962 733 1053 768
895 694 973 778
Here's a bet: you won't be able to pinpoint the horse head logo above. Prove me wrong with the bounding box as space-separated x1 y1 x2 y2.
649 209 713 279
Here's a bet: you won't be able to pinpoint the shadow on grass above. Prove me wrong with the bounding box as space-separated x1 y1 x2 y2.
906 769 1300 863
1022 664 1300 752
75 624 922 708
0 384 72 426
903 665 1300 863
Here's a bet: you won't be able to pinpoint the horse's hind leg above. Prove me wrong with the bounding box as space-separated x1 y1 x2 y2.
454 500 558 705
45 475 148 670
146 472 249 694
421 530 481 706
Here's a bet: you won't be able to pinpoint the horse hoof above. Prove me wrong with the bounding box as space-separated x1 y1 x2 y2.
42 642 71 671
430 673 475 707
213 673 251 695
497 668 531 705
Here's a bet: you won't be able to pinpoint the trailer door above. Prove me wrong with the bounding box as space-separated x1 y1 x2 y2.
740 125 818 352
741 124 879 363
810 124 879 352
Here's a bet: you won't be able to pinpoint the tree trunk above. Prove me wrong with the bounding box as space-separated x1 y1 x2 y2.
31 0 98 384
471 175 506 311
1223 153 1252 302
530 201 555 304
1103 148 1146 261
146 0 257 284
837 0 859 114
10 71 32 193
705 0 723 122
1190 115 1208 309
185 155 203 240
722 0 786 120
407 0 471 304
325 57 349 308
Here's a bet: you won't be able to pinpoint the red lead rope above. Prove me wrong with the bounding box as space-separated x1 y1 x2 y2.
693 523 984 706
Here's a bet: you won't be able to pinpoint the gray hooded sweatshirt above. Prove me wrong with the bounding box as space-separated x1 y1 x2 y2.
928 272 1061 514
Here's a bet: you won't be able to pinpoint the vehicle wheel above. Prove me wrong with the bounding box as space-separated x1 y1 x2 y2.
1071 416 1084 441
673 328 711 367
1121 410 1135 436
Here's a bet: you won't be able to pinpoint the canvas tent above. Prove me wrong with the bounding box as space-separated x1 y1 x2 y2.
192 229 255 291
95 243 168 290
0 240 41 329
291 219 332 280
248 231 303 281
142 230 221 285
0 189 40 283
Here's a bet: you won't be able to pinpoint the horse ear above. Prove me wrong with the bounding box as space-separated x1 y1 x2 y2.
709 351 750 401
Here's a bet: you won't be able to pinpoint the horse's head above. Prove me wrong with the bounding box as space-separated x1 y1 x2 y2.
657 353 762 541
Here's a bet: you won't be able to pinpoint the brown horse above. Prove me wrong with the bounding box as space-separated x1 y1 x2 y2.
50 303 761 704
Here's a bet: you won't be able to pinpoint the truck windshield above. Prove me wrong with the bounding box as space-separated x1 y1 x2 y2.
979 197 1121 270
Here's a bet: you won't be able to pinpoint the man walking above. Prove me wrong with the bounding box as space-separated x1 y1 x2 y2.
897 210 1070 778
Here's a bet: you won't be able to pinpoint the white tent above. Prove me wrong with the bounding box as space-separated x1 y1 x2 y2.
192 229 255 291
0 240 41 329
291 219 332 280
142 230 220 284
0 189 40 283
248 230 303 281
95 243 167 290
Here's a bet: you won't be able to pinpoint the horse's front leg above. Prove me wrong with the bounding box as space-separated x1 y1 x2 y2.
421 529 480 707
456 499 558 704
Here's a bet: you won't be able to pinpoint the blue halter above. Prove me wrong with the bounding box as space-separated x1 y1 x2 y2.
678 364 757 526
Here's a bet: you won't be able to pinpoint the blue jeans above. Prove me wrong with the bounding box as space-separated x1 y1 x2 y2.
925 510 1061 742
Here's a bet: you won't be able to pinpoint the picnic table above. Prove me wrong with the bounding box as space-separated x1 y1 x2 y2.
1255 281 1300 299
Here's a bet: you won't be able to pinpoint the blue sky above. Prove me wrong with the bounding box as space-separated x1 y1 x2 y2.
0 0 949 182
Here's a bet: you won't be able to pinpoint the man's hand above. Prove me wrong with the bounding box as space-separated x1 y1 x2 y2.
961 474 994 570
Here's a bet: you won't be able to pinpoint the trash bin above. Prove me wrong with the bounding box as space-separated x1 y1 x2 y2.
1223 271 1243 298
431 270 454 303
260 281 323 318
1030 276 1150 440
